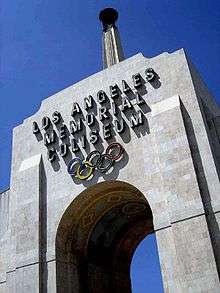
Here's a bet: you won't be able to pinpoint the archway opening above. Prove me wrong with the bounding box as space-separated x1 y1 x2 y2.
131 234 164 293
56 181 160 293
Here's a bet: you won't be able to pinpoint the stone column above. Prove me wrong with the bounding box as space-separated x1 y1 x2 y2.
9 154 47 293
99 8 124 68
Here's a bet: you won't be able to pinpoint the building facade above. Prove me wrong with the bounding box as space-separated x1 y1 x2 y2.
0 8 220 293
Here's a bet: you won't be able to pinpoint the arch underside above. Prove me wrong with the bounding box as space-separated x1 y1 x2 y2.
56 181 154 293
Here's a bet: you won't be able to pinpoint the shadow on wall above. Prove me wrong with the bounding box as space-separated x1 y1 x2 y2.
39 160 48 293
181 101 220 279
33 71 162 185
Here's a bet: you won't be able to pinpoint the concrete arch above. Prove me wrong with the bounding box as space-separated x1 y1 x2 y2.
55 180 154 293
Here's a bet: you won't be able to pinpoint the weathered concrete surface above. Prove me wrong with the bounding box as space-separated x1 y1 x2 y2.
0 49 220 292
0 189 9 292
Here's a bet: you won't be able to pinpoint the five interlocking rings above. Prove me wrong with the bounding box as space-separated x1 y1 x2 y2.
67 142 125 180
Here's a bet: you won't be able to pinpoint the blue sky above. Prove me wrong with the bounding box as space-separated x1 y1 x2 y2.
1 1 219 292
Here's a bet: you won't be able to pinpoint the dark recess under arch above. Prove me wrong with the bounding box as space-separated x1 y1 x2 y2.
56 181 154 293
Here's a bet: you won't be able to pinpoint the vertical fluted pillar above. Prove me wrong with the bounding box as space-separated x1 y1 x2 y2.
99 8 124 69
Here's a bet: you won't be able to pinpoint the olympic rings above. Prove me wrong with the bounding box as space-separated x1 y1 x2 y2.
86 150 102 168
76 161 93 180
106 142 124 161
67 142 125 180
67 157 84 176
96 153 113 173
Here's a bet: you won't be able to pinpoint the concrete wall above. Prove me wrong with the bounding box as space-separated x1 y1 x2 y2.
1 49 220 292
0 189 9 292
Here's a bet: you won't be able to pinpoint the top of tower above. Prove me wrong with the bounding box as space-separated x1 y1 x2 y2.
99 7 124 68
99 8 118 31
